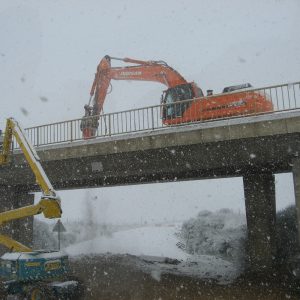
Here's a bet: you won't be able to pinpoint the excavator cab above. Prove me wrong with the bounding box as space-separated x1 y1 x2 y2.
161 83 194 119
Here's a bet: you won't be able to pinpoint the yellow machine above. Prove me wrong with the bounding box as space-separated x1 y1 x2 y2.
0 118 62 252
0 118 83 299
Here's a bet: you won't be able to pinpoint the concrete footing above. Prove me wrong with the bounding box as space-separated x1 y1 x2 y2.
243 173 277 273
0 186 34 255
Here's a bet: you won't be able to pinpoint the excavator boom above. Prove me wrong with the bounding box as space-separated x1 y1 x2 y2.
0 118 56 196
89 55 187 98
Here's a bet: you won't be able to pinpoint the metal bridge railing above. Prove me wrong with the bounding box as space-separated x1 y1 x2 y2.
16 81 300 147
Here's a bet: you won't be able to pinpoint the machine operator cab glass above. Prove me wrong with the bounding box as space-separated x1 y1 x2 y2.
0 259 17 279
161 83 197 119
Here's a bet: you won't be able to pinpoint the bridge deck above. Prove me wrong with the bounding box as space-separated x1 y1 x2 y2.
1 110 299 190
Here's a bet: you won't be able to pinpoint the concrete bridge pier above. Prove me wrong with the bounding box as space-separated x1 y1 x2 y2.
292 158 300 247
0 186 34 255
243 173 277 273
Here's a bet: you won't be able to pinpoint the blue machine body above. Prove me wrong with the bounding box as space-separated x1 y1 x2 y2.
0 250 68 282
0 251 81 297
0 250 70 295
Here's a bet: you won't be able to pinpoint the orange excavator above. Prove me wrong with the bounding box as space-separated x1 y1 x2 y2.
81 55 273 138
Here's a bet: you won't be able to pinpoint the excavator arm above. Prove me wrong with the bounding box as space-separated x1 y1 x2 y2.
81 55 191 138
0 118 62 252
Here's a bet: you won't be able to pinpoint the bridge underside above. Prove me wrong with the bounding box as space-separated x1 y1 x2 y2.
0 133 297 190
1 113 300 274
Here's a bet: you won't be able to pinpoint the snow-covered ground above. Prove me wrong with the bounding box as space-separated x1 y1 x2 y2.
64 209 246 283
65 225 187 260
33 206 296 284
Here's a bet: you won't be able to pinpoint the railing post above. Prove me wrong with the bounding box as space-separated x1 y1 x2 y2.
70 121 73 142
151 107 154 130
108 114 111 136
36 127 39 147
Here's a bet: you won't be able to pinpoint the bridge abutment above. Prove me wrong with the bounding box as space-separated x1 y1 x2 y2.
0 186 34 255
243 173 277 273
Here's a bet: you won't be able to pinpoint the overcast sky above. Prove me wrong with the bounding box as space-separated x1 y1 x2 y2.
1 0 299 224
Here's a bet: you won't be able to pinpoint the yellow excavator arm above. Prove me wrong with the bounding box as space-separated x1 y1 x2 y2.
0 118 62 252
0 118 56 196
